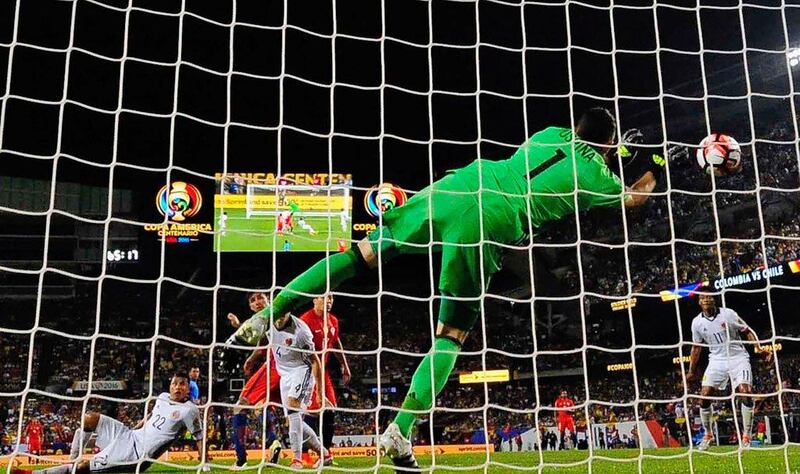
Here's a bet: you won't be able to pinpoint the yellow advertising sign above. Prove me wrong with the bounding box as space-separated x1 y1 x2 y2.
611 298 637 311
755 343 782 354
672 356 691 364
215 194 351 211
459 369 510 384
214 172 352 185
607 363 634 372
0 445 494 466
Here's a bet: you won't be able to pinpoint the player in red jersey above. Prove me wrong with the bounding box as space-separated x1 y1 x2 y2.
227 292 283 469
24 419 43 458
555 390 576 450
299 294 351 464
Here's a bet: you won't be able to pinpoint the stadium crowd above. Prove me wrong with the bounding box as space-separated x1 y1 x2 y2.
5 309 800 454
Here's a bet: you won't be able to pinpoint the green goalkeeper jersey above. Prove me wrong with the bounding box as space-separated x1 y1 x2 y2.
459 126 625 245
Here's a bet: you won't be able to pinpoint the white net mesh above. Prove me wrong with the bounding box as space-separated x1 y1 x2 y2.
2 0 800 473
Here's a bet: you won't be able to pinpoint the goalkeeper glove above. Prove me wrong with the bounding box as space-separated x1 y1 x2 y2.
226 314 269 346
620 128 666 178
644 151 667 178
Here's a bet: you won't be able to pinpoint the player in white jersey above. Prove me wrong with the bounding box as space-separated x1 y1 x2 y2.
687 294 772 450
14 373 206 474
218 211 228 236
267 312 332 469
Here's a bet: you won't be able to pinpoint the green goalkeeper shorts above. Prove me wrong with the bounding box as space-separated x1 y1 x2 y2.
367 164 506 331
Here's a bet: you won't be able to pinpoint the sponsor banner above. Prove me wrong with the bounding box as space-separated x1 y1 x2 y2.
661 260 797 302
0 445 493 466
607 363 634 372
611 298 637 311
459 369 510 384
711 264 785 290
416 444 495 455
755 342 783 354
215 194 350 211
71 380 127 391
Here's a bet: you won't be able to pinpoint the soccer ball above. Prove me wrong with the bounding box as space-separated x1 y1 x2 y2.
696 133 741 176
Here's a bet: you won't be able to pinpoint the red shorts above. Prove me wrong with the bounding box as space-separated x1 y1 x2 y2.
558 417 575 434
308 373 337 411
28 438 41 452
241 363 282 406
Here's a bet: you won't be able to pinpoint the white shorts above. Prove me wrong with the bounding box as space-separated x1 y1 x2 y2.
89 415 142 472
280 367 314 412
702 357 752 391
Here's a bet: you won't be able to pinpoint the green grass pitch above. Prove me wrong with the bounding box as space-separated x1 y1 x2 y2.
20 447 792 473
213 208 352 252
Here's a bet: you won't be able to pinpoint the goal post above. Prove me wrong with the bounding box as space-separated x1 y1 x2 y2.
244 184 351 219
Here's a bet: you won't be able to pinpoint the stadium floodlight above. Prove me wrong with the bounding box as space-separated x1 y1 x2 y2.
788 48 800 67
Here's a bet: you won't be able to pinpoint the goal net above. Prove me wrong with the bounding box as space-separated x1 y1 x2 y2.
1 0 800 473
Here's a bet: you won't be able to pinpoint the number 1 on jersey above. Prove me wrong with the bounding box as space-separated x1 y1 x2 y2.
528 149 567 180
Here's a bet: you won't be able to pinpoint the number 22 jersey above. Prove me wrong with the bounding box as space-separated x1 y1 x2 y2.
137 393 203 459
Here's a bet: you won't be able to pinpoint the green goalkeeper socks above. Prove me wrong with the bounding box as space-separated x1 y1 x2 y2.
394 337 461 438
256 248 365 320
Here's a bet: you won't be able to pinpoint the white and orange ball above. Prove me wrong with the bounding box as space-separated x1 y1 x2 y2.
696 133 741 176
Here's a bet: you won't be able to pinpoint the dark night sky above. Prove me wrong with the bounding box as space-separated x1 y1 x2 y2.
1 0 800 348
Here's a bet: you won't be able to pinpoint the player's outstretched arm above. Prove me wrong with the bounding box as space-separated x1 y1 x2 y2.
620 133 667 208
730 312 773 363
624 171 657 208
743 325 773 364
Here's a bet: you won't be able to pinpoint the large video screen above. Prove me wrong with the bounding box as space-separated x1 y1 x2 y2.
214 173 352 252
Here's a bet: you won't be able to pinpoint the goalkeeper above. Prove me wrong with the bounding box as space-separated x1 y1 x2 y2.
228 108 661 468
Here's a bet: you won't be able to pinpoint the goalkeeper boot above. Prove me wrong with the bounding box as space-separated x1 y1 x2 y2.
698 433 714 451
226 313 270 346
741 434 751 449
379 422 419 470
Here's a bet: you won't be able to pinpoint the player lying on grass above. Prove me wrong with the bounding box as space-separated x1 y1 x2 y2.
688 294 772 450
228 108 661 468
14 373 206 474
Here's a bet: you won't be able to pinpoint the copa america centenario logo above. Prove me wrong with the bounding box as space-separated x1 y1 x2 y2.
156 181 202 222
364 183 407 218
